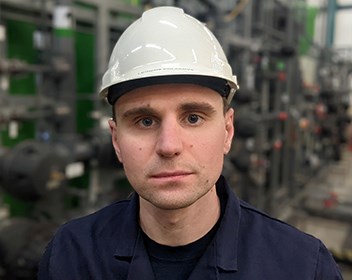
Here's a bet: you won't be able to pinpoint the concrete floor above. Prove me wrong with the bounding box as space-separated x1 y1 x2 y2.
286 147 352 279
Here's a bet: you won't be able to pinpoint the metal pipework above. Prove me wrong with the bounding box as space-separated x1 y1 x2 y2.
0 58 70 74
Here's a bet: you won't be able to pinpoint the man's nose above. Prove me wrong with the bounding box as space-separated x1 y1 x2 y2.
155 118 183 158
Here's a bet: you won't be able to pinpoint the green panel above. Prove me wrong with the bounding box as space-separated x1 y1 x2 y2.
3 20 36 146
4 21 37 216
66 172 90 208
7 20 36 95
300 6 318 55
75 31 95 94
69 173 90 190
3 195 34 217
75 30 95 134
1 121 35 147
55 29 75 37
76 100 95 134
1 121 36 216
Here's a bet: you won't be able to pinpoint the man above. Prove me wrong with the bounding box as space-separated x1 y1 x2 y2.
38 6 342 279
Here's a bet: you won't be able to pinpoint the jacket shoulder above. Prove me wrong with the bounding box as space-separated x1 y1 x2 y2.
239 199 318 245
59 197 133 236
237 200 343 279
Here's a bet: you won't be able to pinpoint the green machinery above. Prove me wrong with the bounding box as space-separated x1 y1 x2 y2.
0 1 141 278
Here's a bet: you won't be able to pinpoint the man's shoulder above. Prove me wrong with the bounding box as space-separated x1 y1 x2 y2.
58 197 134 237
238 199 319 249
235 199 343 278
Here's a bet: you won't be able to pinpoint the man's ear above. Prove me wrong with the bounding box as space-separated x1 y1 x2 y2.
224 108 234 155
108 118 123 163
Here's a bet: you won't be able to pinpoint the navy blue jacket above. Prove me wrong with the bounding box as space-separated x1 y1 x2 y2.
38 176 342 279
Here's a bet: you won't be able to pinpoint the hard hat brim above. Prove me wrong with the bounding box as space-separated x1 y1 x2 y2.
107 75 233 105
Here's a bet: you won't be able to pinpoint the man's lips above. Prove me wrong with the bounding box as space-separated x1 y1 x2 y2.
150 171 194 179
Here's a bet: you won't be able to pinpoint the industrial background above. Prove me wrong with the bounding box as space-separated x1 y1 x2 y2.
0 0 351 278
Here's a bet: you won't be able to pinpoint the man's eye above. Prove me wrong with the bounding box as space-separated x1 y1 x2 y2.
187 114 200 124
139 117 154 127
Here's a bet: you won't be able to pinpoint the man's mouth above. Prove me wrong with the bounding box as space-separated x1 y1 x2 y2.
150 171 194 179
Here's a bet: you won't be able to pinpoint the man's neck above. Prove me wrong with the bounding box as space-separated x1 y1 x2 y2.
139 185 220 246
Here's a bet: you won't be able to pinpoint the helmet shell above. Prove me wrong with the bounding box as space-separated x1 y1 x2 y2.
99 6 238 104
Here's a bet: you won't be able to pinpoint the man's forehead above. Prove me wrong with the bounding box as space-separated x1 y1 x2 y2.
115 83 222 106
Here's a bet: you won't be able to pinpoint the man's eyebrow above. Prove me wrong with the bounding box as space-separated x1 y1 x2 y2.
119 107 157 119
118 102 217 119
179 102 217 114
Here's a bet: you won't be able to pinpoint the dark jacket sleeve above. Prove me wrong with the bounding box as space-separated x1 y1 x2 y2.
315 240 343 280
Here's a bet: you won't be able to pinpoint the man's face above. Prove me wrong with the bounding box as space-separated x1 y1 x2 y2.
109 84 234 210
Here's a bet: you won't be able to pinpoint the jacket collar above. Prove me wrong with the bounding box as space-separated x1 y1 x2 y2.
214 175 240 272
114 192 140 259
113 194 155 280
113 175 240 274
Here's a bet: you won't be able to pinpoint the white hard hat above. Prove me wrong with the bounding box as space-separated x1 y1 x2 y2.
99 6 239 105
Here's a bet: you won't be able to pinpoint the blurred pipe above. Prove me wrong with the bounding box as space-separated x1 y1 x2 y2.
225 0 251 22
